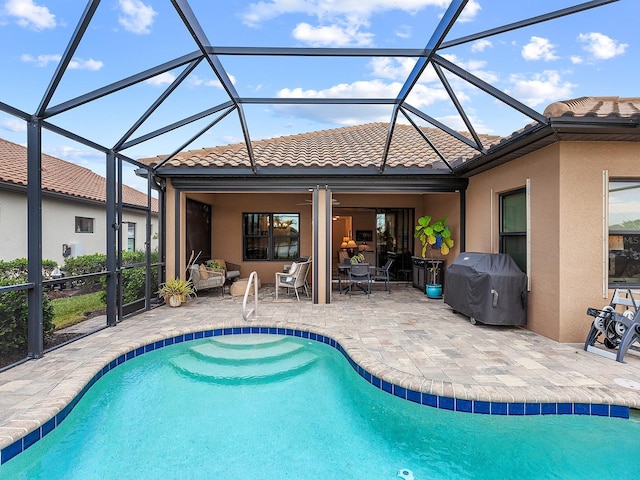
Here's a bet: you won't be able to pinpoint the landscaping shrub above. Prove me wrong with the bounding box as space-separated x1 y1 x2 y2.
0 276 54 356
0 258 58 280
62 253 108 291
72 250 160 305
119 250 160 304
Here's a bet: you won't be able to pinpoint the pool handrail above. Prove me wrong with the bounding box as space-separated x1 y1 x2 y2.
242 271 259 321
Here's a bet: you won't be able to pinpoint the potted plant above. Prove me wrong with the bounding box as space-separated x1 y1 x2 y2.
349 252 365 264
414 215 454 298
158 277 196 307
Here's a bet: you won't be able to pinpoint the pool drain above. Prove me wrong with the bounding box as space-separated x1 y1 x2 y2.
397 468 414 480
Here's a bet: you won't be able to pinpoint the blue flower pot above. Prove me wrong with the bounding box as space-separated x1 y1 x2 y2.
426 284 442 298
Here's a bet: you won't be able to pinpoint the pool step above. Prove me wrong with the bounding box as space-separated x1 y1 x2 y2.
170 335 318 383
207 334 287 349
190 337 305 364
170 349 317 384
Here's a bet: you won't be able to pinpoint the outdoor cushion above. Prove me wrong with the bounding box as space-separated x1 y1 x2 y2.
199 264 209 279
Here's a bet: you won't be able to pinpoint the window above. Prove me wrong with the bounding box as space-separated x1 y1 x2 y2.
243 213 299 261
126 222 136 251
499 189 526 272
75 216 94 233
609 180 640 286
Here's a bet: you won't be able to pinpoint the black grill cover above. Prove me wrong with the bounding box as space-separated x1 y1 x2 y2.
444 253 527 326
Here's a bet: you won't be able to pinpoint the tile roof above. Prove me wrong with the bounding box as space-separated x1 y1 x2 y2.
141 123 502 170
543 96 640 118
0 137 157 212
139 97 640 172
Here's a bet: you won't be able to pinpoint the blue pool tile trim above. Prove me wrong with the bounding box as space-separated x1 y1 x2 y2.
473 400 491 414
1 327 633 466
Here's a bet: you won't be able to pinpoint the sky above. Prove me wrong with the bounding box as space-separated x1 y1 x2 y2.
0 0 637 192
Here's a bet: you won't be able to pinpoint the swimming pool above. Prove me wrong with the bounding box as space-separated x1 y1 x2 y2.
1 331 639 479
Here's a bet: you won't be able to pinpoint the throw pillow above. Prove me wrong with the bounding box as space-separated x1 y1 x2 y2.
199 264 209 280
288 262 298 275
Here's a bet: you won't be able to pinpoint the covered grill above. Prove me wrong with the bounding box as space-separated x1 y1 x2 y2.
444 253 527 326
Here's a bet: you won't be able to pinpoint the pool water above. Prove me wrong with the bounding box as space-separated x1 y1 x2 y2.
2 334 640 479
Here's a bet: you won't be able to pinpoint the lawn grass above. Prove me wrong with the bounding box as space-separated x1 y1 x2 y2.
51 292 106 330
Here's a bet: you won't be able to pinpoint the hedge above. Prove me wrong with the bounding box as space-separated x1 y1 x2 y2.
0 271 54 356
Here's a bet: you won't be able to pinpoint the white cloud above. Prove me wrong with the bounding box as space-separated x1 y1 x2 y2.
189 74 237 89
44 145 105 173
3 0 56 30
145 72 176 86
242 0 454 27
507 70 576 107
1 117 27 132
118 0 157 35
471 39 492 53
521 36 558 61
570 56 583 64
278 80 401 100
20 53 103 70
241 0 479 46
292 22 374 47
68 58 104 71
405 83 453 109
369 57 421 81
395 25 412 39
440 54 499 84
578 32 627 60
457 0 480 23
274 78 449 125
21 53 60 67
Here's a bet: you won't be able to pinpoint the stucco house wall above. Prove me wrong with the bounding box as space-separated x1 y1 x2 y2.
0 190 158 265
466 141 639 343
0 190 25 261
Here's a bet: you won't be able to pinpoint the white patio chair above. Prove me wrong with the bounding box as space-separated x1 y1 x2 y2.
275 260 311 301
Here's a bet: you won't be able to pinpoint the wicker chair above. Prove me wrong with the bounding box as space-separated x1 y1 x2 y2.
188 264 225 297
275 260 311 301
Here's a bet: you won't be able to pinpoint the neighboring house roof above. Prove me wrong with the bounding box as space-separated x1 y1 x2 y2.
0 137 158 212
140 123 502 170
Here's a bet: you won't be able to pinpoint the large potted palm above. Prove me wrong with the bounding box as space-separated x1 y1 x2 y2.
414 215 454 298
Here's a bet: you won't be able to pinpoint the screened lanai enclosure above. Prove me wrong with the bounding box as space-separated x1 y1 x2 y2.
0 0 626 369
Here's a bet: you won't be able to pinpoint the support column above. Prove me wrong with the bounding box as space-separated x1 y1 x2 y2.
312 186 332 304
26 118 43 358
459 188 466 252
105 151 117 327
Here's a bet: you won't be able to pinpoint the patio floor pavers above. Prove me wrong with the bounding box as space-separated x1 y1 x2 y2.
1 282 640 454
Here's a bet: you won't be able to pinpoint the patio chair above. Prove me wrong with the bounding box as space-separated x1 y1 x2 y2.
372 258 394 293
275 260 311 301
347 263 372 298
188 263 225 297
207 259 241 286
